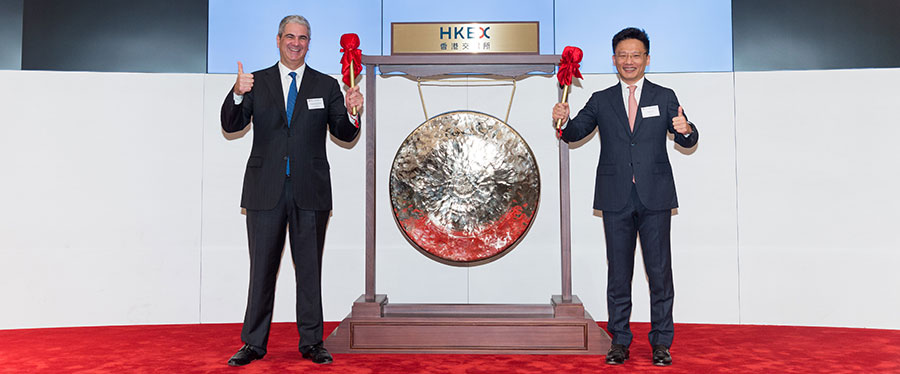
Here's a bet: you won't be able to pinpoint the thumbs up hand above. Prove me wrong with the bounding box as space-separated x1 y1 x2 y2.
233 61 254 95
672 106 692 135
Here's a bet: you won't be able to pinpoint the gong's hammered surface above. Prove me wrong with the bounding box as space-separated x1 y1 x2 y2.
389 111 540 265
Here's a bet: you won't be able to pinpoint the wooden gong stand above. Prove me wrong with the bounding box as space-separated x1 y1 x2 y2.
324 54 610 354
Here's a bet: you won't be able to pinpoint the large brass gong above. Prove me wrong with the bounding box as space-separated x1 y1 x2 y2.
389 111 540 266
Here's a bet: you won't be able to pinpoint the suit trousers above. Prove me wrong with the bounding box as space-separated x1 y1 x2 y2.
240 177 330 354
602 183 675 347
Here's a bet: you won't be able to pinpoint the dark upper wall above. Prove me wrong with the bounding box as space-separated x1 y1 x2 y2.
21 0 207 73
733 0 900 71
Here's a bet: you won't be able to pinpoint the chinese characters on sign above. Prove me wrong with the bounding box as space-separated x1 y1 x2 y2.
440 42 491 51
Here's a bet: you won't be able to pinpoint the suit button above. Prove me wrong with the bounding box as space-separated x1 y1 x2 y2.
630 142 636 147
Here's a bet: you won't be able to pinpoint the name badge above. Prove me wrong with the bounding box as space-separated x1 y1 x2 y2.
307 98 325 110
641 105 660 118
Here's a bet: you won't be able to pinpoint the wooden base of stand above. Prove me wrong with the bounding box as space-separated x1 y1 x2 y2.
324 294 610 355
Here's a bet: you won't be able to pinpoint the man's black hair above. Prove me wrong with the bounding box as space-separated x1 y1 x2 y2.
612 27 650 53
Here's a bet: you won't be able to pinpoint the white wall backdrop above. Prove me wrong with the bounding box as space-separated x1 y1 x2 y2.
1 68 898 330
0 71 204 328
734 69 900 328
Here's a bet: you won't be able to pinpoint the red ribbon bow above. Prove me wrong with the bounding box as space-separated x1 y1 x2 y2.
557 46 583 87
340 33 362 87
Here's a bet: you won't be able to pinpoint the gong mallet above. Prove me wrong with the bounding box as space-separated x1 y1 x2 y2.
340 33 362 116
556 46 584 137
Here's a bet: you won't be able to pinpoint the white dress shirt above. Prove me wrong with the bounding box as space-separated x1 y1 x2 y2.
620 76 645 113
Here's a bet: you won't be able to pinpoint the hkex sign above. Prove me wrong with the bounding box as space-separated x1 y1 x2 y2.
392 22 539 54
440 26 491 39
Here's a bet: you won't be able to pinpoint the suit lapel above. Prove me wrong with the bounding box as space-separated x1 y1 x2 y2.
290 67 318 127
633 79 658 137
606 83 631 137
262 64 287 126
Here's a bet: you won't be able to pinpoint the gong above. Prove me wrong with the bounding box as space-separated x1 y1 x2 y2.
389 111 540 266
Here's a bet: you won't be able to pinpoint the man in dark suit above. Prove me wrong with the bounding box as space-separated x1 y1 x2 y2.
220 15 362 366
552 27 698 366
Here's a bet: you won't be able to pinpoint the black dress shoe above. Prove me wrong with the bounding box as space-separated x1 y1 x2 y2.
227 344 264 366
300 343 333 364
605 343 629 365
652 344 672 366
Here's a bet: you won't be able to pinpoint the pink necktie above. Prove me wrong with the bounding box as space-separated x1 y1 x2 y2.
628 85 637 183
627 84 637 132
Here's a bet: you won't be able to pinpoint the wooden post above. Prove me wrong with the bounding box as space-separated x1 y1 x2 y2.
365 62 376 302
558 86 573 303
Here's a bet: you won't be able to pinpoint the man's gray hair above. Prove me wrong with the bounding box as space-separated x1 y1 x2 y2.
278 15 311 38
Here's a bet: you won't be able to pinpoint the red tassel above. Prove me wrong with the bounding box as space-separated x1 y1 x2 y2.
340 33 362 87
557 46 584 87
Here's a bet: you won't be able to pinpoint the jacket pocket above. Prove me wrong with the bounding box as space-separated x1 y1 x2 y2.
653 162 669 174
597 164 616 175
312 157 330 170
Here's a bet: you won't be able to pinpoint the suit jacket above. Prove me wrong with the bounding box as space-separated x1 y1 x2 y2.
562 79 698 212
221 64 359 211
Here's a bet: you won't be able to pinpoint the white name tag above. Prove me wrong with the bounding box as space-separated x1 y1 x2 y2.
641 105 660 118
307 98 325 110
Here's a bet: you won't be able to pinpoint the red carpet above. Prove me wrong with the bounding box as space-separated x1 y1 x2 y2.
1 322 897 373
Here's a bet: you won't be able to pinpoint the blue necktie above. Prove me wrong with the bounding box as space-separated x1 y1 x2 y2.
285 72 297 176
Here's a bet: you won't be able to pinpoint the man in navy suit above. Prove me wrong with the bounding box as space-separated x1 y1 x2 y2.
220 15 362 366
552 27 698 366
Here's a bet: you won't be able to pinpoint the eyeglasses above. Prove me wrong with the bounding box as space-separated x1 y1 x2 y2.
615 52 647 61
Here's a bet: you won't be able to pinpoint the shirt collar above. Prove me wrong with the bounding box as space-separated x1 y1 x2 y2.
620 76 645 93
278 61 306 81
